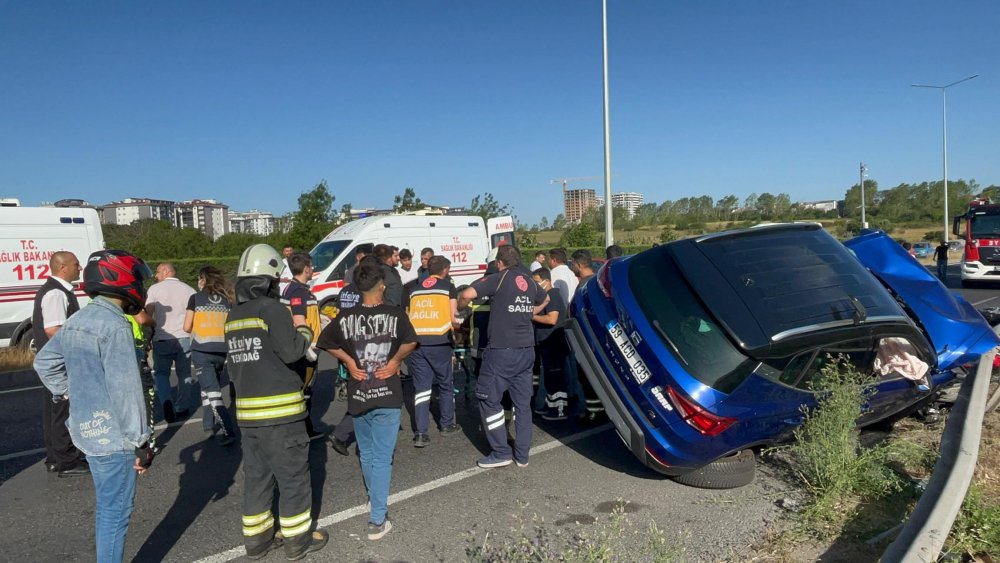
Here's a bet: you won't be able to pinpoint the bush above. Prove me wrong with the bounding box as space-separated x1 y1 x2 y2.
659 227 677 243
924 230 945 242
782 356 905 534
559 223 598 247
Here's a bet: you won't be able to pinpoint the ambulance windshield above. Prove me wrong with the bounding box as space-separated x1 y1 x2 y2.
310 240 351 272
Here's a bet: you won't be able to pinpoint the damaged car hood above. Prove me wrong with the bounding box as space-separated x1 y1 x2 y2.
845 230 1000 370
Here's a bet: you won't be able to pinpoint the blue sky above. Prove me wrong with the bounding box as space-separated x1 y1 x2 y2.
1 1 997 225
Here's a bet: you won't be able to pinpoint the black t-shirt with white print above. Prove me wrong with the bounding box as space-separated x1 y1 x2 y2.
317 304 418 416
470 264 547 349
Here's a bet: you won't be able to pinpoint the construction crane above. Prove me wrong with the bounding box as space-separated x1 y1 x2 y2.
550 176 602 193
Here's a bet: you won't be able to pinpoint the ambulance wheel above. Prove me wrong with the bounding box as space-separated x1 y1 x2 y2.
672 449 755 489
13 322 36 352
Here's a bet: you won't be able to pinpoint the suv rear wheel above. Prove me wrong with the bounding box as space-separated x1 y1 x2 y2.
672 449 755 489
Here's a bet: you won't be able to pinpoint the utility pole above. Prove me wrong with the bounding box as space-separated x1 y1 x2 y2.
859 162 867 229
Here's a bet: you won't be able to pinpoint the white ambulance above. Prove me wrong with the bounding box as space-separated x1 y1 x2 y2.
0 207 105 347
308 214 515 309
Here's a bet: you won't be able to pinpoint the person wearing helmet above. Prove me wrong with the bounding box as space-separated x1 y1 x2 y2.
224 244 328 560
34 250 156 563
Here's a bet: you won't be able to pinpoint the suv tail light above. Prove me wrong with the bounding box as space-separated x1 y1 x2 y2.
665 386 736 436
597 261 613 298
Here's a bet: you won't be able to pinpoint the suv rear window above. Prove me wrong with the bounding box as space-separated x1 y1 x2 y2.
628 251 756 393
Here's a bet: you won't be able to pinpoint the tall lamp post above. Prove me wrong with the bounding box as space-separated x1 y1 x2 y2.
859 162 868 229
912 74 978 244
601 0 614 246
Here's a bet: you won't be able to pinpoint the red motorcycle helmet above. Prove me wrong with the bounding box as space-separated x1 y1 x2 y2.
83 250 153 314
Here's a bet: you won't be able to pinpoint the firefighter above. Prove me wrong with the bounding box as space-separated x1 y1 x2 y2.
458 246 548 468
225 244 328 560
406 255 462 447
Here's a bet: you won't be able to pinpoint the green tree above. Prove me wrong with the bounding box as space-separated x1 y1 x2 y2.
559 222 597 247
214 232 267 257
468 192 512 221
287 180 336 251
843 179 878 219
393 187 424 212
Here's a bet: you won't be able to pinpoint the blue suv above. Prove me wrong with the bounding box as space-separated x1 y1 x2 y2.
566 224 998 488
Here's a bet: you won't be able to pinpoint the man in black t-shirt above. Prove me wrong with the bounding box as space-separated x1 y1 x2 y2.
327 255 377 455
458 246 548 468
406 256 461 447
317 261 417 540
933 240 949 281
530 268 570 421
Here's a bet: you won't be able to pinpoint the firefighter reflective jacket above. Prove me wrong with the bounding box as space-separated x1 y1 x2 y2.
225 297 312 427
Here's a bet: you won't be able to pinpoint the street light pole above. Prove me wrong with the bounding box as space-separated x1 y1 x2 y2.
859 162 867 229
601 0 614 246
912 74 978 244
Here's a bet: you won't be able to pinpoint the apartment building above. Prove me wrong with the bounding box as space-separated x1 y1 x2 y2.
99 198 176 226
612 191 644 218
230 209 276 237
175 199 230 240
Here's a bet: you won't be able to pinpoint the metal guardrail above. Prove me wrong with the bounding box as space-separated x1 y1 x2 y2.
881 338 998 562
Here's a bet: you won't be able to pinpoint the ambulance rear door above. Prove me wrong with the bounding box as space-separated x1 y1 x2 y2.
487 216 516 248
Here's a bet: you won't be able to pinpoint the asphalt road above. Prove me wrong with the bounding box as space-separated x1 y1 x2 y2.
1 267 996 562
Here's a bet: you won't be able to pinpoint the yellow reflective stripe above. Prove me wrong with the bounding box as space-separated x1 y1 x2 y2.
236 391 304 409
236 402 307 421
279 509 311 527
242 511 272 526
280 520 311 538
414 322 453 335
243 518 274 536
225 318 268 332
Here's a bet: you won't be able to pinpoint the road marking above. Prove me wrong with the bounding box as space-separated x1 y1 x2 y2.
972 296 998 306
0 385 43 395
193 423 613 563
0 447 44 462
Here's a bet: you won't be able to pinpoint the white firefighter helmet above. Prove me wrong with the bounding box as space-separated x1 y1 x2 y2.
237 244 283 278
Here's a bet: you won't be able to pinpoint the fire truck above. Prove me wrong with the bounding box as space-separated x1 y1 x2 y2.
953 197 1000 286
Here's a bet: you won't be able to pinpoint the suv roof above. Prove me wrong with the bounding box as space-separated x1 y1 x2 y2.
666 223 907 353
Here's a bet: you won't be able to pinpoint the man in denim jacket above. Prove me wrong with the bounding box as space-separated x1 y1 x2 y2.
35 250 156 563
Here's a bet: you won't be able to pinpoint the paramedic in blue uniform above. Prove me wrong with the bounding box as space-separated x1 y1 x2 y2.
406 255 462 448
458 245 548 468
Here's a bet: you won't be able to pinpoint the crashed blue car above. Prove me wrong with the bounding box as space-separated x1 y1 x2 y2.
566 224 999 488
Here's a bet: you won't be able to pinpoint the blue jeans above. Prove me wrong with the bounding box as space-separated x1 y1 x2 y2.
153 338 196 412
89 452 138 563
937 260 948 281
354 408 400 525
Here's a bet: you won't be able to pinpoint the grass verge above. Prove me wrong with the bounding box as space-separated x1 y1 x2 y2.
944 402 1000 559
465 500 686 562
754 361 1000 560
0 346 34 373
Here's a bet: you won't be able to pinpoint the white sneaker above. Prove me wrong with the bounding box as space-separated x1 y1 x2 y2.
368 519 392 540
